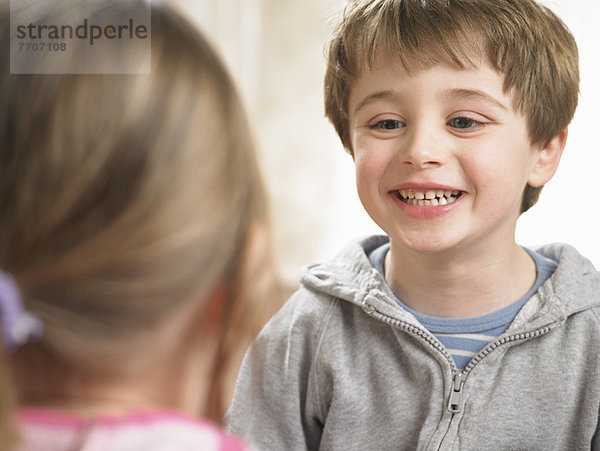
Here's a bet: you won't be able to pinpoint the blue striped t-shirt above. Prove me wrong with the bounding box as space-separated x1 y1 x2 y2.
369 243 557 369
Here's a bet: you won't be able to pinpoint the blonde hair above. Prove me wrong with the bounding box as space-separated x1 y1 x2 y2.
324 0 579 213
0 0 268 441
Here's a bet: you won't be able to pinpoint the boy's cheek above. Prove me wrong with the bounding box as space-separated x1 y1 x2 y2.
349 132 363 159
354 153 384 181
354 157 376 185
354 162 390 205
352 133 385 162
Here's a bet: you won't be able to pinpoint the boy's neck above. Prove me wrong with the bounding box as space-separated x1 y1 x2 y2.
385 239 536 318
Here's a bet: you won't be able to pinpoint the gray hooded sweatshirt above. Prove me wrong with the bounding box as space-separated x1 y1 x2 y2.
227 236 600 450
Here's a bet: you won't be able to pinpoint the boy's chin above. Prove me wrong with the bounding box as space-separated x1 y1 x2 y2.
396 240 452 256
388 231 466 256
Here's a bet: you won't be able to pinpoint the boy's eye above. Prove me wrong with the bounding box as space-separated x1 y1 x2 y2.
448 117 482 129
370 119 404 130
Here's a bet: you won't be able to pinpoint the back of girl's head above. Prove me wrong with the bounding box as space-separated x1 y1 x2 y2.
324 0 579 212
0 0 266 439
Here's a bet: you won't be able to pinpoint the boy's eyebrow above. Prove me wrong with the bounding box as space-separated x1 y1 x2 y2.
352 88 508 116
444 88 508 111
352 90 398 116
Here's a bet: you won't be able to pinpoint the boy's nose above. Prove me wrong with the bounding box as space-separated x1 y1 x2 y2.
400 125 445 168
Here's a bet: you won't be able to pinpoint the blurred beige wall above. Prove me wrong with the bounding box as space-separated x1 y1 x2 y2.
170 0 380 284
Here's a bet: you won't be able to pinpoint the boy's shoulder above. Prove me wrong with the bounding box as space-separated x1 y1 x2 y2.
534 243 600 290
530 242 600 316
299 235 388 294
258 235 390 336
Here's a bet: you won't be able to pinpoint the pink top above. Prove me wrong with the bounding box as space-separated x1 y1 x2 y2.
17 408 248 451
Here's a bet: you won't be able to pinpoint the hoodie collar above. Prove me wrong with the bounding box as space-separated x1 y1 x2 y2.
300 236 600 329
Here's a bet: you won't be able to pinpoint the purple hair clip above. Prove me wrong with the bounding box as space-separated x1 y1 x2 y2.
0 271 43 350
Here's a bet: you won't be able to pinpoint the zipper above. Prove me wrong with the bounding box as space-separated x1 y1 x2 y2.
447 372 464 414
367 305 559 414
372 309 465 413
369 308 457 371
462 324 557 374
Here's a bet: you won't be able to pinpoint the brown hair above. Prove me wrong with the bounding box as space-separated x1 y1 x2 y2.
0 0 268 443
324 0 579 213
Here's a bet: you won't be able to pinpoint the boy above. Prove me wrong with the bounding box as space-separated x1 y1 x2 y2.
227 0 600 449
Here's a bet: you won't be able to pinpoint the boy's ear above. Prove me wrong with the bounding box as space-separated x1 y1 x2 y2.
527 128 568 187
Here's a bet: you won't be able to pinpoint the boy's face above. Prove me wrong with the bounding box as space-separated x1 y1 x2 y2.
348 56 551 256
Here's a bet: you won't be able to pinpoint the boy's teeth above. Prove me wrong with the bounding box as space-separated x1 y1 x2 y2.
397 189 462 206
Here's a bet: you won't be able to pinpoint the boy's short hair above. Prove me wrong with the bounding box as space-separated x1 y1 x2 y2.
324 0 579 213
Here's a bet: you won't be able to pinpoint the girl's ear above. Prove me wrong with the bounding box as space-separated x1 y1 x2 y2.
527 128 568 187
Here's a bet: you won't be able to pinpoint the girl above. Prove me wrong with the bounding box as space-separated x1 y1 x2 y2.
0 1 268 449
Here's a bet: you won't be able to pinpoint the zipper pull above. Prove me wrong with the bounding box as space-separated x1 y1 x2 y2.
447 372 464 414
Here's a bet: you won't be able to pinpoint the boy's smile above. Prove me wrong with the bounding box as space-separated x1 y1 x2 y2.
390 184 465 220
348 56 559 257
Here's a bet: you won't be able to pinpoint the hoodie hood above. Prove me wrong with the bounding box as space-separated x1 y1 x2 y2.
300 235 600 331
